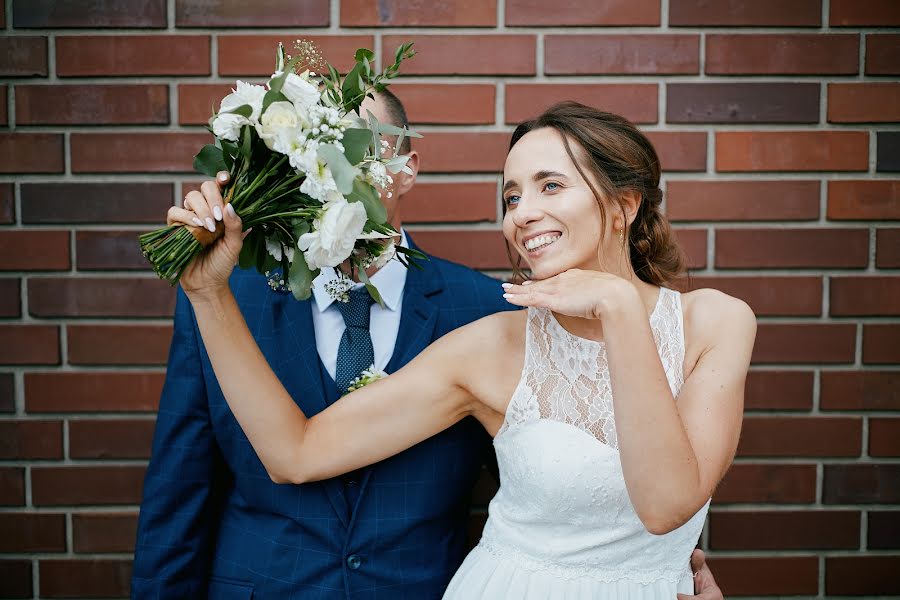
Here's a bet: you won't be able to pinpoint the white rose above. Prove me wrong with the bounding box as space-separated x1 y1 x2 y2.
256 101 302 152
219 80 266 122
211 112 249 142
276 71 320 112
299 161 340 203
372 240 396 269
297 199 367 269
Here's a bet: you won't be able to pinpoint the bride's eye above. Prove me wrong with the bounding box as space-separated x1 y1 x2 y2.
542 181 561 192
504 194 521 207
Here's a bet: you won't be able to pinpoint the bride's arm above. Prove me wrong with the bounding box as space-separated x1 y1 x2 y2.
191 288 479 484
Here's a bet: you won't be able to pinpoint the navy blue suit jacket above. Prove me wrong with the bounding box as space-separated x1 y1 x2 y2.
132 241 516 599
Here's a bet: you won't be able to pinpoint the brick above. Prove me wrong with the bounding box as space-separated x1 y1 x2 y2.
867 34 900 75
28 277 176 318
57 35 210 77
870 418 900 457
25 372 164 413
686 276 822 317
672 228 706 269
832 0 900 26
76 231 151 271
383 35 536 76
671 0 820 26
506 84 657 125
177 83 233 125
667 180 820 222
72 513 138 553
716 228 868 269
21 182 174 224
706 34 858 75
0 513 65 552
14 0 166 27
821 371 900 410
0 560 32 598
403 182 498 224
0 134 64 174
863 324 900 364
0 231 70 270
827 556 900 595
0 325 60 365
417 132 510 173
877 229 900 268
714 463 816 503
869 511 900 549
828 180 900 220
0 36 47 76
0 468 25 506
0 279 19 317
506 0 659 26
545 35 699 75
343 0 495 26
32 466 145 506
69 419 155 459
0 420 62 459
72 132 211 174
709 510 860 550
644 132 707 172
703 556 818 596
16 84 169 125
0 85 7 126
0 373 13 413
824 464 900 504
831 277 900 316
177 0 329 27
68 324 172 366
218 35 374 76
737 416 861 458
39 559 132 598
828 83 900 123
716 131 868 172
667 83 819 124
0 184 13 224
745 370 814 410
413 230 511 270
393 84 496 125
753 324 856 364
877 132 900 172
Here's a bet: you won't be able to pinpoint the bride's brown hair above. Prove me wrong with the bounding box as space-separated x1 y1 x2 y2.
504 101 685 286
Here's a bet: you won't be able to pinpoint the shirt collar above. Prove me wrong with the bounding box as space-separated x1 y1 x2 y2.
311 229 408 313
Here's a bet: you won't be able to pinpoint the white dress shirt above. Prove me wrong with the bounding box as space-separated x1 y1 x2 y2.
311 230 409 381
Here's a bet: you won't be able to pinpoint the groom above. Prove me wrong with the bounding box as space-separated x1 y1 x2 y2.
131 91 722 599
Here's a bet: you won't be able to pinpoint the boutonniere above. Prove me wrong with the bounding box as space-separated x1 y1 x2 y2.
344 365 388 395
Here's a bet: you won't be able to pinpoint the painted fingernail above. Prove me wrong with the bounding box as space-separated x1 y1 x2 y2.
501 283 512 289
225 203 236 218
503 293 512 299
192 217 203 227
213 206 223 221
206 217 216 232
217 172 229 183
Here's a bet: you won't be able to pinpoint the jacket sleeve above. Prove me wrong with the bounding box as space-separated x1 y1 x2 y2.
131 288 228 599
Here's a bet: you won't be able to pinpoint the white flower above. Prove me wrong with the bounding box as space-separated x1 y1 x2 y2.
265 237 295 263
276 71 320 112
299 160 341 203
372 240 396 269
345 364 388 394
256 101 304 153
219 80 266 122
365 161 392 189
212 112 249 142
297 199 367 270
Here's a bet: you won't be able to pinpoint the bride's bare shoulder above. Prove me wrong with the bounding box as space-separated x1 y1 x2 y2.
680 287 756 342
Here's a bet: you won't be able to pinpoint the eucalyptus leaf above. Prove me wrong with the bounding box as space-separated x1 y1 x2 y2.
342 128 372 165
193 144 226 177
354 48 375 63
275 42 286 73
356 266 384 307
288 254 315 301
226 104 253 119
318 144 359 195
348 179 387 224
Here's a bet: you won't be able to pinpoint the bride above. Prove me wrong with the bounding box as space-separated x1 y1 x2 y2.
167 102 756 598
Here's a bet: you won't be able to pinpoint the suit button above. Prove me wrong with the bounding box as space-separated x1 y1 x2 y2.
347 554 362 570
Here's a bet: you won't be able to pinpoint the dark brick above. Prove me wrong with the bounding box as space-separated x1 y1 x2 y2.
0 36 48 77
0 373 13 413
25 372 163 413
0 325 60 365
21 183 174 224
753 324 856 364
826 556 900 595
870 418 900 457
0 184 13 224
506 84 658 125
821 371 900 410
0 560 32 598
706 34 859 75
69 419 155 459
219 35 373 76
39 559 132 598
714 463 816 503
824 464 900 504
0 279 20 318
704 556 818 596
716 228 868 269
13 0 167 27
864 324 900 364
868 511 900 549
28 277 176 318
670 0 821 26
0 513 66 552
72 513 138 553
738 416 861 457
383 35 536 76
0 468 25 505
71 133 211 173
667 83 819 123
666 180 820 222
877 132 900 172
16 84 169 125
866 34 900 75
32 466 145 506
344 0 495 26
76 231 151 271
709 510 860 550
831 277 900 316
56 35 210 77
877 229 900 268
545 34 699 75
745 370 814 410
831 0 900 26
506 0 659 26
0 420 62 459
686 276 822 317
177 0 328 26
68 324 172 366
0 231 70 271
0 134 64 174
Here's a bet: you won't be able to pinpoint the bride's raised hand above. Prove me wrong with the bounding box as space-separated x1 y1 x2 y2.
501 269 638 320
166 171 245 301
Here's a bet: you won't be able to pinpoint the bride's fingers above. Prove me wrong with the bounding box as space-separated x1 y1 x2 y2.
184 191 216 233
167 205 203 228
201 179 226 224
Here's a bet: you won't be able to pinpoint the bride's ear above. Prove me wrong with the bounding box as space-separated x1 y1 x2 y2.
394 150 419 197
619 190 641 228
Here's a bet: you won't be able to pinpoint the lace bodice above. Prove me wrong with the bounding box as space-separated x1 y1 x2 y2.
478 287 709 585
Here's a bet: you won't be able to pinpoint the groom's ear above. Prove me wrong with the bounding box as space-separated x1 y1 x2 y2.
394 150 419 197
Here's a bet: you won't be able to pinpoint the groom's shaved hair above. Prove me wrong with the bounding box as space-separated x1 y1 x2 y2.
376 89 412 155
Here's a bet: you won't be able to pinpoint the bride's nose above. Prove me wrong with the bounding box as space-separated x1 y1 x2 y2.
511 196 543 228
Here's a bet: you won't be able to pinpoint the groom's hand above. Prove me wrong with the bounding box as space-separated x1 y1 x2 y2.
677 549 722 600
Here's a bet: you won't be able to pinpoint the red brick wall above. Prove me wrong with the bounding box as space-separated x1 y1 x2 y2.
1 1 898 597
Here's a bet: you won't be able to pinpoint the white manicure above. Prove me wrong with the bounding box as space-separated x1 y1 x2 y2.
192 217 203 227
206 217 216 232
213 206 223 221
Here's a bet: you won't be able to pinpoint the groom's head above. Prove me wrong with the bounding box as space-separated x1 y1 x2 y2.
360 90 419 231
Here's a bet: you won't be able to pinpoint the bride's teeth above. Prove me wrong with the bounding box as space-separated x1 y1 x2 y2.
525 234 560 251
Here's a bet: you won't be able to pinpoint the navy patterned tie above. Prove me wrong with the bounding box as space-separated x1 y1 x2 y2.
334 287 376 394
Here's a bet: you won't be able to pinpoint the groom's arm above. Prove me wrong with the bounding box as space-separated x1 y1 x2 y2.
132 288 227 599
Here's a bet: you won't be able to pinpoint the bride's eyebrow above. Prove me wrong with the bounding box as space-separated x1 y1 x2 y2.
503 170 569 193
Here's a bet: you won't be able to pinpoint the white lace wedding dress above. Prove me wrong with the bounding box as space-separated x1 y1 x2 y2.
444 288 709 599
